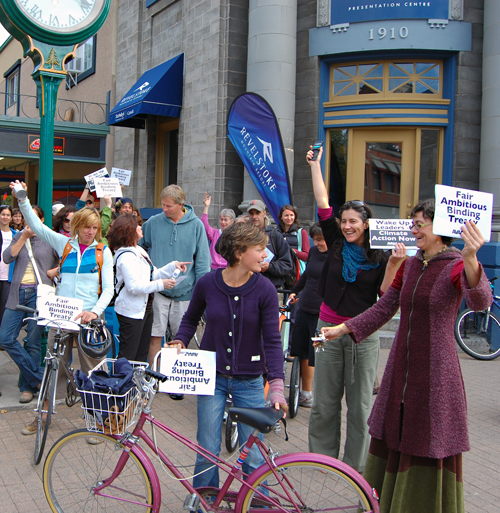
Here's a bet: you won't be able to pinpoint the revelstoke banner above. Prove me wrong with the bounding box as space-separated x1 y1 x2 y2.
227 93 292 224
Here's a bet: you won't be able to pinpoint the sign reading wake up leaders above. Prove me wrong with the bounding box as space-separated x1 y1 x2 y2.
434 185 493 243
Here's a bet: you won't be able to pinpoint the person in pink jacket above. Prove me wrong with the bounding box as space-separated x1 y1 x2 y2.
200 192 235 270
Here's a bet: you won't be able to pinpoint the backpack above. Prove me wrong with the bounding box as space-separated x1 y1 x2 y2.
283 247 299 290
61 241 105 295
108 250 135 307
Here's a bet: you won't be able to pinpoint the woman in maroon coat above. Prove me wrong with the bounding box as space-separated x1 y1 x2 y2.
320 199 492 513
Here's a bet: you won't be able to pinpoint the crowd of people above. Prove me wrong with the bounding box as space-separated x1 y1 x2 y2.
0 144 491 513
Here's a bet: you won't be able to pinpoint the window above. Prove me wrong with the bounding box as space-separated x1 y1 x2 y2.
66 36 96 88
329 60 443 102
4 60 21 113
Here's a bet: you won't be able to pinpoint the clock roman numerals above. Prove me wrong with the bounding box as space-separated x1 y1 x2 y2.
28 4 42 20
49 14 59 27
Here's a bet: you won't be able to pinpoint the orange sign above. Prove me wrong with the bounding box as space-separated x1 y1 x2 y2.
28 135 65 155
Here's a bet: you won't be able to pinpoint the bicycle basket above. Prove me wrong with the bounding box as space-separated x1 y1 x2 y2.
76 358 147 435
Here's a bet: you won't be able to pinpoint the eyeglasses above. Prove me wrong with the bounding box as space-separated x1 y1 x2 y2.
410 221 432 230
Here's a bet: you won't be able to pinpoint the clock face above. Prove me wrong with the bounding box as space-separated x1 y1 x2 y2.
14 0 105 34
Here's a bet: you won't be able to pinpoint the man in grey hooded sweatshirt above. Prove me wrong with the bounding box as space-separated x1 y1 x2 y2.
140 185 210 366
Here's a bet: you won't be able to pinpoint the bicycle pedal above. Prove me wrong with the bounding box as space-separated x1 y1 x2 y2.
183 493 201 511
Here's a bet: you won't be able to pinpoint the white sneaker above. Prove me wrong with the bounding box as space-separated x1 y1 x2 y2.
298 394 313 408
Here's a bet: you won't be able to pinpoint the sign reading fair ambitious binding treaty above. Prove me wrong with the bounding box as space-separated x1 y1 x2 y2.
331 0 449 25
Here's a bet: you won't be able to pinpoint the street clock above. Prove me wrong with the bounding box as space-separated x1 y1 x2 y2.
0 0 109 46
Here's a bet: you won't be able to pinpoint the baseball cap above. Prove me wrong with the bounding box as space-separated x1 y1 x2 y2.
120 197 133 206
247 199 266 213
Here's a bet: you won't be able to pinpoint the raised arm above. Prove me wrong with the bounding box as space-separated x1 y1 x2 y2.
203 192 211 216
307 146 329 209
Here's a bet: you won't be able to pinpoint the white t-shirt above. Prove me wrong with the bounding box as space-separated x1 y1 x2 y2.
0 230 13 281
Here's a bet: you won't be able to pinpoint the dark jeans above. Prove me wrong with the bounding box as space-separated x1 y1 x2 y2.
117 310 154 362
0 280 11 325
0 286 44 392
290 309 318 366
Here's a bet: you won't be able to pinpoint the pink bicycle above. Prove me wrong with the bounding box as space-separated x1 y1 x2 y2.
43 359 379 512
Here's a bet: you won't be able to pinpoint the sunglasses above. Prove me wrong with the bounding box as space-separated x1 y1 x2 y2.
64 217 71 223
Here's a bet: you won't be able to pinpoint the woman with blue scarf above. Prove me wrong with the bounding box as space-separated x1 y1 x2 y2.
307 146 405 473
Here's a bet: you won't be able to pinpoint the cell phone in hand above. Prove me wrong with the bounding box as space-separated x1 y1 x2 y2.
310 141 324 161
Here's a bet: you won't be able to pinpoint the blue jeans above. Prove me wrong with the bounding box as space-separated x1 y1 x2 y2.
193 375 266 489
0 287 44 392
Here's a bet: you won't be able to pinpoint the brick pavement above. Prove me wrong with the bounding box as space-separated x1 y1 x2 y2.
0 348 498 512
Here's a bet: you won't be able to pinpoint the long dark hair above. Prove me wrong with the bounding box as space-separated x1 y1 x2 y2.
332 200 385 265
53 205 77 233
107 214 139 251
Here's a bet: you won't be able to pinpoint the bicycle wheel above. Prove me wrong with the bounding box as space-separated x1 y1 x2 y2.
225 416 239 453
455 308 500 360
240 457 377 513
34 365 56 465
44 429 155 513
288 357 300 419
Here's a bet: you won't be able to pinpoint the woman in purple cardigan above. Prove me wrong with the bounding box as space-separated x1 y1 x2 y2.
321 199 492 513
170 222 287 489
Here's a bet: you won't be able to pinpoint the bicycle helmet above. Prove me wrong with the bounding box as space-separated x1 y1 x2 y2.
79 322 114 358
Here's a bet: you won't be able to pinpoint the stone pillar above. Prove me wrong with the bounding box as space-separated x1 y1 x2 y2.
241 0 297 212
480 0 500 239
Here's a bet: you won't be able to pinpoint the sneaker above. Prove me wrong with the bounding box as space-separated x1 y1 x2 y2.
298 394 313 408
169 394 184 401
21 418 44 436
19 391 34 404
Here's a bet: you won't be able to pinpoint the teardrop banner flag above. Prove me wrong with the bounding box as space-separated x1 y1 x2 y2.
227 93 292 224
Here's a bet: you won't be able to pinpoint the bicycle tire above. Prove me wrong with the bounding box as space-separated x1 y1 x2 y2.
44 429 156 513
288 357 300 419
239 455 378 513
225 416 239 453
34 365 56 465
455 308 500 360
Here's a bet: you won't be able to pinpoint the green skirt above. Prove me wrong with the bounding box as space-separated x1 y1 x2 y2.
364 438 464 513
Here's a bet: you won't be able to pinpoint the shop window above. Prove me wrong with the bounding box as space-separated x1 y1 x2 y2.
329 60 442 102
328 129 348 214
66 36 96 88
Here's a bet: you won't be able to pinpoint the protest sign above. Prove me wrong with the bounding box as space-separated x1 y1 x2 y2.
158 348 216 395
37 296 83 331
434 185 493 243
369 219 418 249
111 167 132 186
94 177 123 198
84 167 109 192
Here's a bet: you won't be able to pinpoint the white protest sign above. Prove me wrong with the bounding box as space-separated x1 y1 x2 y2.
84 167 109 192
263 247 274 263
434 185 493 243
94 177 123 198
158 348 216 395
369 219 418 249
111 167 132 186
37 296 84 331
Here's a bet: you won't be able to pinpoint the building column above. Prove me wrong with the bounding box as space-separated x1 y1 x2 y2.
241 0 297 210
480 0 500 239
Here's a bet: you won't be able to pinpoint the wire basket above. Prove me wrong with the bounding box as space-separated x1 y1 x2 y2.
77 358 147 436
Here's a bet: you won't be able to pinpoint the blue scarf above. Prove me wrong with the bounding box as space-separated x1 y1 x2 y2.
342 241 379 282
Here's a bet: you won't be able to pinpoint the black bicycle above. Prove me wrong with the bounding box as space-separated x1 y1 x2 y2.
17 305 112 464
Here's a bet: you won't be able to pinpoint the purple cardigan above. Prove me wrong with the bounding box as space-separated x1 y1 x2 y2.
201 214 227 270
346 248 492 459
175 270 284 381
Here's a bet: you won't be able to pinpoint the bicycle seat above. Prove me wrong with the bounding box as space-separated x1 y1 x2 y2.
228 407 283 433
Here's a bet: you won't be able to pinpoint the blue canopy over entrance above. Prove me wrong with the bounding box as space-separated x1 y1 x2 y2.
109 54 184 129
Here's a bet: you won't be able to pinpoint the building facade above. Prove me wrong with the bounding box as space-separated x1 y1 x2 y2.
111 0 498 270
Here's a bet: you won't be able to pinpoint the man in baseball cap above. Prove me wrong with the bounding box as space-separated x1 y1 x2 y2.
246 199 293 289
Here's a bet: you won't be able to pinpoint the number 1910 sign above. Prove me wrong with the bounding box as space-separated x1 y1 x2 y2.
369 27 409 40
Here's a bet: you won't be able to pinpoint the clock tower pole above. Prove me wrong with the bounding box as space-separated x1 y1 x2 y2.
0 0 110 226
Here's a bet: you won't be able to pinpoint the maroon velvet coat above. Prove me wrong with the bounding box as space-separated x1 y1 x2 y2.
346 248 492 459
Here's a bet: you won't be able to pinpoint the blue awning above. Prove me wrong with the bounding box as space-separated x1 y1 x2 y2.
109 54 184 129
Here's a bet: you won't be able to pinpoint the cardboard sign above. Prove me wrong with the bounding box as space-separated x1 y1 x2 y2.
84 167 109 192
434 185 493 243
37 296 83 331
158 348 216 395
94 177 123 198
369 219 418 249
111 167 132 186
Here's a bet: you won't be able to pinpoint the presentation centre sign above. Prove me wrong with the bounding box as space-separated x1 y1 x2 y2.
331 0 449 25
